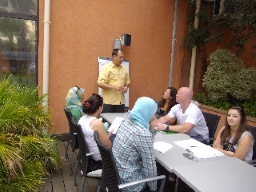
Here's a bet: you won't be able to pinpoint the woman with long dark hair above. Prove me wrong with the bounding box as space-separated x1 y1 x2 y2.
213 105 254 161
156 87 178 124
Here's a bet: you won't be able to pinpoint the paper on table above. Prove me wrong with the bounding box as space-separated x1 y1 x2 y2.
154 141 173 153
174 139 224 159
107 117 125 134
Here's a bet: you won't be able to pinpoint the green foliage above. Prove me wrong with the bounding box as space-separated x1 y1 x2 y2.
194 93 256 118
0 75 51 135
202 48 256 102
184 0 256 56
0 75 60 191
182 4 211 49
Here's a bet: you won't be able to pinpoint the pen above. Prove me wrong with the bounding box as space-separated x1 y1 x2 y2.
186 149 192 153
157 150 162 153
190 146 197 147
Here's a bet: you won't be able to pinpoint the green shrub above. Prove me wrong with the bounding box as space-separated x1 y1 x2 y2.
194 93 256 118
202 48 256 102
0 75 60 191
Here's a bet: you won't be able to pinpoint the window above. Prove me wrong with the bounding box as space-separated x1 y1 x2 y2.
213 0 225 17
0 0 38 86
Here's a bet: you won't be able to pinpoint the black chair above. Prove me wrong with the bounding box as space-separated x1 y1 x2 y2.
247 126 256 166
198 112 221 145
72 117 102 192
64 107 79 176
94 131 166 192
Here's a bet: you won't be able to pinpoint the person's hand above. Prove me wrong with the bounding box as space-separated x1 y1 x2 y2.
156 122 167 131
213 141 221 149
121 86 128 94
114 86 122 92
108 130 113 139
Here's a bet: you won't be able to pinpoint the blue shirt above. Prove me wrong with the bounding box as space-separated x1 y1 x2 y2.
112 119 157 192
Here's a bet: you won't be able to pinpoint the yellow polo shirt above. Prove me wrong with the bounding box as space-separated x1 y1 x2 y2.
97 62 130 105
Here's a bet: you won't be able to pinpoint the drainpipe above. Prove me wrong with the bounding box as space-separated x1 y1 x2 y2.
169 0 179 86
189 0 201 90
42 0 51 110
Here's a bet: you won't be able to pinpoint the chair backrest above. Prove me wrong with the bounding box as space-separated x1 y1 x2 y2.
94 131 121 192
71 116 91 173
202 112 221 139
64 107 79 150
249 126 256 160
72 117 102 174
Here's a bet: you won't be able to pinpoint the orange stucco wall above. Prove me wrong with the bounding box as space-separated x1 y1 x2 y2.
38 0 188 134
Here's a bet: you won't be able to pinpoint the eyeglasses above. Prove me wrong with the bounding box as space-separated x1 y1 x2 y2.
76 85 80 94
232 105 242 110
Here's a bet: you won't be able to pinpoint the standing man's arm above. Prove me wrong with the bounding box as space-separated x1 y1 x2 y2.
97 65 123 91
122 68 130 94
98 82 122 91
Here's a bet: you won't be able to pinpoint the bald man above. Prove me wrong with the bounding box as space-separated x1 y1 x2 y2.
156 87 209 141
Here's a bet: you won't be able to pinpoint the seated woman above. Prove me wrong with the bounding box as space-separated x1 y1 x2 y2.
113 97 158 192
213 105 254 161
156 87 178 125
65 86 85 122
78 93 112 162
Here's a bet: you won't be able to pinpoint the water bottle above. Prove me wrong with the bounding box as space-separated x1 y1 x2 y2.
104 122 109 131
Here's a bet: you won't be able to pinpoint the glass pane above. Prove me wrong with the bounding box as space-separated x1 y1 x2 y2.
0 17 37 86
0 0 37 16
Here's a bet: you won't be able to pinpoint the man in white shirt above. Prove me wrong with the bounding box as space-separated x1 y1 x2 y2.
156 87 209 141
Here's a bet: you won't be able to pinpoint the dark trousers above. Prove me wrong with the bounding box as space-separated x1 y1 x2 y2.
102 104 125 113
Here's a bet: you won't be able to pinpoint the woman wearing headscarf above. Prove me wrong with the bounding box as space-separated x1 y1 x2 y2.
65 86 85 122
112 97 158 192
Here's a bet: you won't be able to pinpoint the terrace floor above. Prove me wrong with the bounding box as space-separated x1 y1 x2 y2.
39 137 99 192
39 136 193 192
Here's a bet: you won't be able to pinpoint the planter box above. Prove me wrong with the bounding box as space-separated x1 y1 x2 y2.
199 104 256 137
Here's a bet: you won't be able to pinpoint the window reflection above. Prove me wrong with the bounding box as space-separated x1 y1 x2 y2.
0 0 37 16
0 17 37 86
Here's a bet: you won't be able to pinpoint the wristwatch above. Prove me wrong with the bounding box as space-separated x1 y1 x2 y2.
165 125 169 132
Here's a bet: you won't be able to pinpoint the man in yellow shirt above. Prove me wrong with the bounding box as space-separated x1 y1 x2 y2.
97 49 130 113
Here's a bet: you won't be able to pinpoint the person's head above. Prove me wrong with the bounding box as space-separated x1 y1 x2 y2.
82 93 103 115
226 105 247 129
112 49 124 66
163 87 177 101
161 87 178 111
65 85 85 108
221 104 248 144
129 97 157 129
176 87 193 104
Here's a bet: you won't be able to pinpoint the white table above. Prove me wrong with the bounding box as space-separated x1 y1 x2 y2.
173 157 256 192
100 112 128 124
154 132 227 173
101 113 256 191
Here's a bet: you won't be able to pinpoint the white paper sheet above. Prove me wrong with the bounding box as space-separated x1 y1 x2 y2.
107 117 124 134
174 139 224 159
154 141 173 153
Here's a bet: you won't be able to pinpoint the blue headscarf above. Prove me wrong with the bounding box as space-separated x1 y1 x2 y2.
65 86 85 113
129 97 157 129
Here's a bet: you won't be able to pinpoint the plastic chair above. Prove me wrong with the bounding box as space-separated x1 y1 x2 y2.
72 117 102 192
94 131 166 192
64 107 79 176
198 112 221 145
